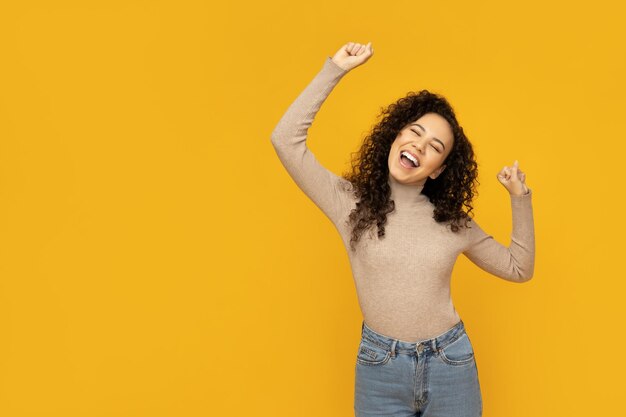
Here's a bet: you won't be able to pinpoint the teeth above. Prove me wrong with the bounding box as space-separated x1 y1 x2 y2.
401 151 419 167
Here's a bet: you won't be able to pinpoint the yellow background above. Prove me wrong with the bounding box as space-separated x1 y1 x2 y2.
1 0 624 416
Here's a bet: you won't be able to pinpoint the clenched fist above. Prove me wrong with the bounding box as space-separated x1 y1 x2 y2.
331 42 374 72
497 160 530 196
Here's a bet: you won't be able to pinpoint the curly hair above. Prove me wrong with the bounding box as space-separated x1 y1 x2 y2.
342 89 479 252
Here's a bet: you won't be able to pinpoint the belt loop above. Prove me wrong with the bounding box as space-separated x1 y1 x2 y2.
432 338 438 354
390 339 397 358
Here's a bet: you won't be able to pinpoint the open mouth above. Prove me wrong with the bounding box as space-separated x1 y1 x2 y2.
399 151 420 169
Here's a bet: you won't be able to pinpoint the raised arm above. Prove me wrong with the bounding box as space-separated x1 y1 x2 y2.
462 189 535 282
271 43 373 227
270 56 353 226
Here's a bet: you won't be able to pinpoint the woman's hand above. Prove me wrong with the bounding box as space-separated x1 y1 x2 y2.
331 42 374 72
497 160 530 196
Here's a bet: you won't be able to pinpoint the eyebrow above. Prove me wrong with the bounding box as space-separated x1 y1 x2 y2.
411 123 446 151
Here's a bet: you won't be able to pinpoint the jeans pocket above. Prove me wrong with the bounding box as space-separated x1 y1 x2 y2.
437 332 475 366
356 337 391 366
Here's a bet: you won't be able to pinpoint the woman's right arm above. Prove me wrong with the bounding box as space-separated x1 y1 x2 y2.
270 57 353 226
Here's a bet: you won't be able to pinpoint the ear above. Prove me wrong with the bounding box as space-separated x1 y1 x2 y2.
430 164 446 180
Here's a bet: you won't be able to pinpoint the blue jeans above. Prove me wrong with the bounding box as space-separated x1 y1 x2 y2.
355 320 482 417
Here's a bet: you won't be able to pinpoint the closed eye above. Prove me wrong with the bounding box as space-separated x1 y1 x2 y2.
411 129 442 153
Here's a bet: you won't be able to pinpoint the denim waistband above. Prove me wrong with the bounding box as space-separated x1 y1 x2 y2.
361 319 466 356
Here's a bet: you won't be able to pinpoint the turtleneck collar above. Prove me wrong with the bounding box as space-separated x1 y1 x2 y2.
388 172 429 207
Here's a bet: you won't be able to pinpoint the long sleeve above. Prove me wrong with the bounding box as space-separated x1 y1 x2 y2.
270 57 354 227
462 189 535 282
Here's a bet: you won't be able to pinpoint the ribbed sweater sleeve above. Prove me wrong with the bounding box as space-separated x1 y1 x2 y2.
270 57 354 227
462 189 535 282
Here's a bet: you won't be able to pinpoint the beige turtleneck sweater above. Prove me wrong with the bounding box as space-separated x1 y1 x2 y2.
270 57 535 342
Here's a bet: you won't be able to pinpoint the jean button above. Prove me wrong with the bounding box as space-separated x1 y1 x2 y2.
417 344 424 353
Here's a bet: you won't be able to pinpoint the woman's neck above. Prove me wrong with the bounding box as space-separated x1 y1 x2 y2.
388 172 429 208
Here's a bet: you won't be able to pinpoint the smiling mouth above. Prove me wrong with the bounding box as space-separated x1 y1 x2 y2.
399 152 419 169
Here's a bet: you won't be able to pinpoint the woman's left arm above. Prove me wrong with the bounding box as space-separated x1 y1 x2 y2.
462 159 535 283
462 189 535 282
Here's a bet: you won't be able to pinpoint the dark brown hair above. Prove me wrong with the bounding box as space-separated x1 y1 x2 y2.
342 89 479 252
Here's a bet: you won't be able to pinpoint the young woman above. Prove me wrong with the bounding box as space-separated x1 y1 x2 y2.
270 41 535 417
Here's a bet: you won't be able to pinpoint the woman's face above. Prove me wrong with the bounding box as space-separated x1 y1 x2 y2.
387 112 455 186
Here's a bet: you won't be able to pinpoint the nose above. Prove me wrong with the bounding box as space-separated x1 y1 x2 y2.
412 142 424 154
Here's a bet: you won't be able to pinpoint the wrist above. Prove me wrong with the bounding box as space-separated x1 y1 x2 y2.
329 57 350 72
510 189 530 197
